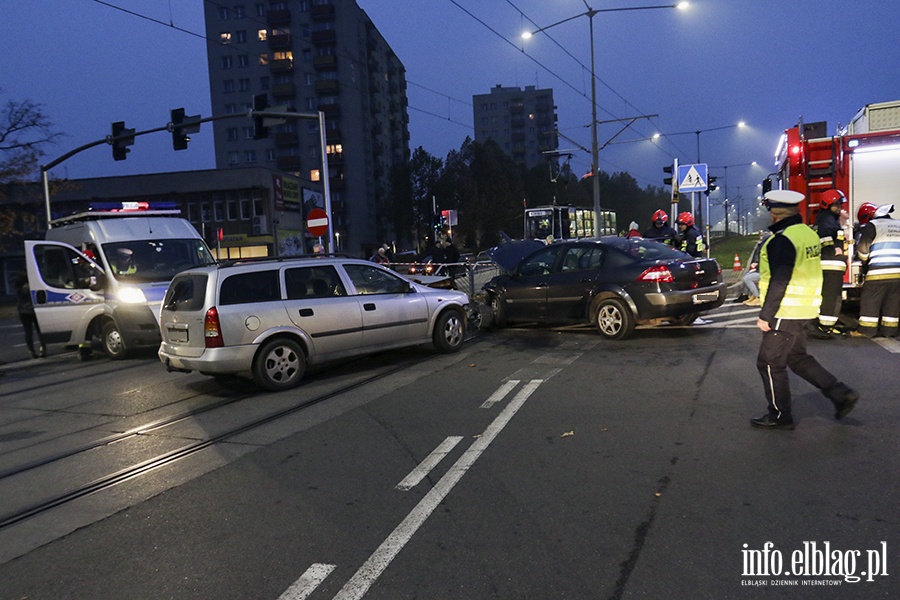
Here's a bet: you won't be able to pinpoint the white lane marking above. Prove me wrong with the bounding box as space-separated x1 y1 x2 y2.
278 563 336 600
480 379 519 409
333 379 544 600
873 337 900 353
395 436 463 491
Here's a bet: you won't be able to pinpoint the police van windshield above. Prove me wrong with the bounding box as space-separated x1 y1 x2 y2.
103 240 214 283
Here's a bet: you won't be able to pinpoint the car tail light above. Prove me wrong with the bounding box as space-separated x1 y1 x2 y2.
638 265 674 283
204 307 224 348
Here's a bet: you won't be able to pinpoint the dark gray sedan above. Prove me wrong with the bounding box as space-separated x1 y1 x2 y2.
482 237 727 340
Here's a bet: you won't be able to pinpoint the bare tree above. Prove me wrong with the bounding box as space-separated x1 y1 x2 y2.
0 89 64 185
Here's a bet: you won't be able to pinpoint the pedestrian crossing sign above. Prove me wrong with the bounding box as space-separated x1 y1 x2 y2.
678 163 708 192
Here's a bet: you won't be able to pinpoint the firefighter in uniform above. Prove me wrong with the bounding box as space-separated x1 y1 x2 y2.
751 190 858 430
643 209 678 246
854 203 900 337
675 212 704 257
810 189 848 338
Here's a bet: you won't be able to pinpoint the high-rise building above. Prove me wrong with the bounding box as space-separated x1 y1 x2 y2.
203 1 410 256
472 85 558 170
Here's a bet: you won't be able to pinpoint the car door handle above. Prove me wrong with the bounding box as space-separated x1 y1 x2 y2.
363 303 377 311
298 308 314 317
580 278 593 283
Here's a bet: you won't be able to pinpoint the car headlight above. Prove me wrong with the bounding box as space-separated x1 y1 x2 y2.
117 286 147 304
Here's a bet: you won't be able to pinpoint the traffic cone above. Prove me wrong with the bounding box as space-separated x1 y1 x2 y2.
732 253 742 271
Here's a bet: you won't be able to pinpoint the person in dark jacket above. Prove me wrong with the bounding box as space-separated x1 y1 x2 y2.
643 209 678 246
810 189 848 338
675 212 704 257
13 271 46 359
750 190 858 430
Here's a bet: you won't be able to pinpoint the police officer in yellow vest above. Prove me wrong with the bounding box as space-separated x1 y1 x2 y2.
752 190 859 430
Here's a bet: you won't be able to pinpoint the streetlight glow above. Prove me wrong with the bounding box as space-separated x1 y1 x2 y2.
677 2 690 9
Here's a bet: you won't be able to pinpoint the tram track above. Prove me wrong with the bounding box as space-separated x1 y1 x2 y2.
0 355 421 531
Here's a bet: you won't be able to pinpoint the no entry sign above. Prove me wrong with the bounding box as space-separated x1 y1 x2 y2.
306 208 329 237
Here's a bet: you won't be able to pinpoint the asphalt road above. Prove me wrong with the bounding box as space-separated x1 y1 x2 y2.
0 305 897 599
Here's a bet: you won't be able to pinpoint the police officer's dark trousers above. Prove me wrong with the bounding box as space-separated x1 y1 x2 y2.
757 319 840 421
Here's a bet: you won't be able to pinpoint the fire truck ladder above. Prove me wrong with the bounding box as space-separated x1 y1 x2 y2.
804 136 839 204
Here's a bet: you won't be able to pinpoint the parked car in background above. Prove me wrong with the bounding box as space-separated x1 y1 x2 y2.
482 237 726 340
158 256 469 391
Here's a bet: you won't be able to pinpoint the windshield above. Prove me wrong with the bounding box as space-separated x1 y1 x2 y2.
103 239 214 283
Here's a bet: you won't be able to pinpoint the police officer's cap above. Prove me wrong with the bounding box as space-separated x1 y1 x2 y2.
762 190 805 209
874 203 895 218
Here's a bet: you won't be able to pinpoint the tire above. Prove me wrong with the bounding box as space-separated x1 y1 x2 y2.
594 297 636 340
102 320 128 359
491 293 508 328
433 310 466 353
668 312 699 326
252 337 306 391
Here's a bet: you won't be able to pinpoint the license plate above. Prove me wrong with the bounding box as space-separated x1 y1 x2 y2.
692 291 719 304
167 326 189 343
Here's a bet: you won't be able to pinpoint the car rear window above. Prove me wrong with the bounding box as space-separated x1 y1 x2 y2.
164 274 208 312
220 269 280 305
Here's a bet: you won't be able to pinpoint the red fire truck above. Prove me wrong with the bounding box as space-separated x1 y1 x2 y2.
764 100 900 300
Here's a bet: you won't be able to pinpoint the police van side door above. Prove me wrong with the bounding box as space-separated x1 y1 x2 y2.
24 241 106 346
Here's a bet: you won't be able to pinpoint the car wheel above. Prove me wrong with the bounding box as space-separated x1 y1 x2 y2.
491 293 508 328
252 337 306 391
594 298 636 340
102 321 128 359
668 312 699 326
433 309 465 353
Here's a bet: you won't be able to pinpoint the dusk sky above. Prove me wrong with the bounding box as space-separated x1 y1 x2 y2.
3 1 898 227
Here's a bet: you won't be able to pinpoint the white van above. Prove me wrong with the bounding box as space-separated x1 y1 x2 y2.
24 209 213 359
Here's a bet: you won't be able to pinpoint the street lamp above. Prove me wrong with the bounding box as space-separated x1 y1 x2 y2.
522 2 689 234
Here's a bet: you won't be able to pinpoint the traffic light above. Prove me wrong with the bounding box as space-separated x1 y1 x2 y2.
253 94 269 139
170 108 202 151
707 176 718 193
110 121 135 161
663 165 673 186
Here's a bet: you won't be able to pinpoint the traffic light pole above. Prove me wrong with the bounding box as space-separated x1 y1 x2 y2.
40 108 332 252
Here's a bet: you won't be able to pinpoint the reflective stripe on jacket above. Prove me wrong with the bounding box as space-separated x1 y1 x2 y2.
760 223 823 319
858 218 900 281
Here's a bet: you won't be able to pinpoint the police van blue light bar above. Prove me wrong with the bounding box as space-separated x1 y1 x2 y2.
88 201 178 212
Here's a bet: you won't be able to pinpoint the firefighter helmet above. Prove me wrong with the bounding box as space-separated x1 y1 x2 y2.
652 209 668 224
676 212 694 227
820 189 845 209
857 202 877 224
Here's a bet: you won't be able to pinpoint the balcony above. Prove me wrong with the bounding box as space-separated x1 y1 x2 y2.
270 59 293 73
275 132 299 147
315 79 339 94
318 103 341 117
311 4 336 20
276 155 301 170
313 54 337 71
271 82 296 97
268 33 292 50
267 9 291 25
325 127 342 142
312 30 336 45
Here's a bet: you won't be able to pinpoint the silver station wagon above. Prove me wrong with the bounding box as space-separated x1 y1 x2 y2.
158 256 469 391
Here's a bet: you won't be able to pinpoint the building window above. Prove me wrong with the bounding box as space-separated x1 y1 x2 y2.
255 4 265 17
235 30 247 43
253 192 265 216
188 203 199 222
239 78 251 92
302 49 312 62
305 97 316 110
214 201 225 221
225 103 237 114
227 194 239 220
223 80 235 93
226 127 239 141
238 54 249 68
258 29 268 42
218 7 229 20
220 32 232 44
232 5 245 18
243 126 255 140
222 56 233 69
241 198 252 220
258 53 269 66
244 150 257 163
228 152 240 165
259 76 270 90
303 73 314 86
310 169 320 181
309 145 320 159
201 202 211 221
266 149 276 162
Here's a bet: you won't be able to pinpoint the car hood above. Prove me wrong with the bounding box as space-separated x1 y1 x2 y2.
488 239 545 271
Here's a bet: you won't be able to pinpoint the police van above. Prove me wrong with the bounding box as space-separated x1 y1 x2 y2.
24 203 214 359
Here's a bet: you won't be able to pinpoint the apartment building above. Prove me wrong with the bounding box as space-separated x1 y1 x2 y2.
204 0 410 255
472 85 558 170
